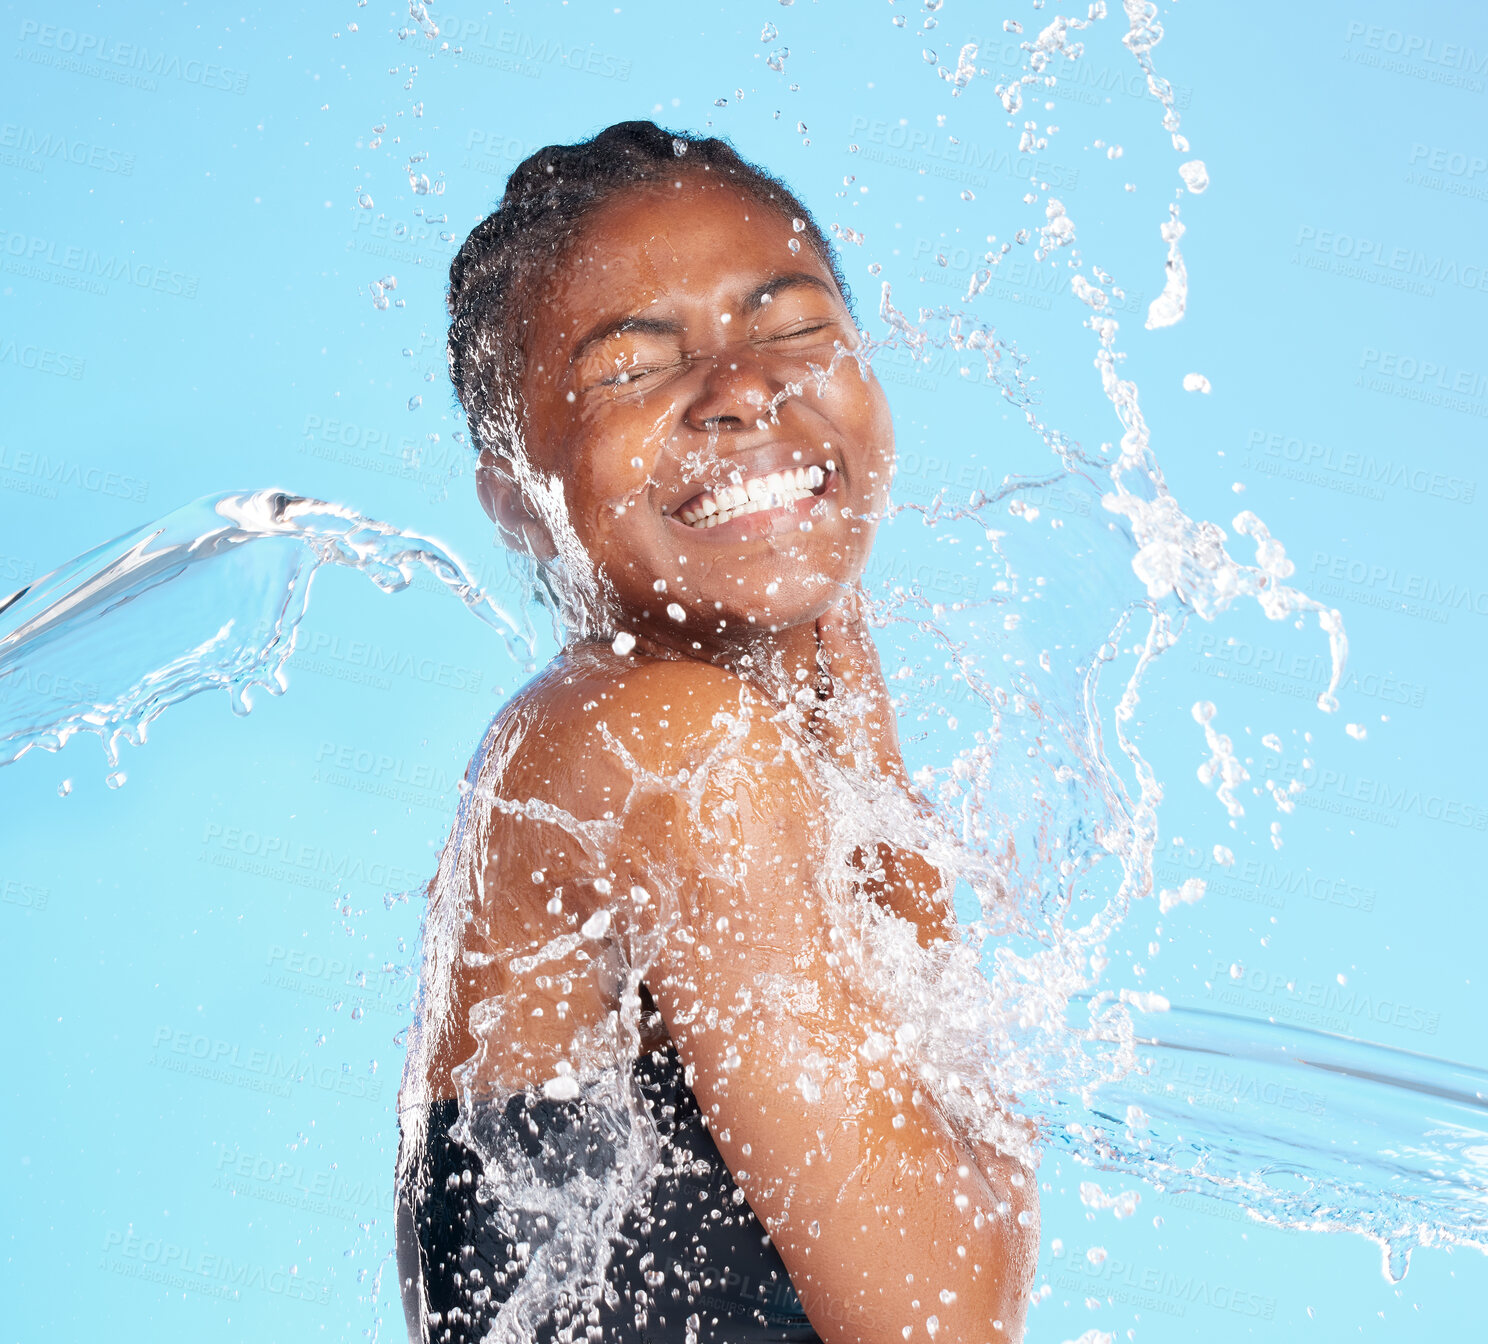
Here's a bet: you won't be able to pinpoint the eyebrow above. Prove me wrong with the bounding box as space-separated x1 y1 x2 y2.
569 315 683 366
567 272 840 365
741 271 839 313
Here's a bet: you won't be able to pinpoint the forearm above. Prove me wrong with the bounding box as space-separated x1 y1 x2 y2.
774 1102 1037 1344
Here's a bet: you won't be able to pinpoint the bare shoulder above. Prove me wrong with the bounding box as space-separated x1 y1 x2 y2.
421 647 823 1097
480 646 813 825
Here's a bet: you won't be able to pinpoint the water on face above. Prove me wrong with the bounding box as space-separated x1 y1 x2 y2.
3 5 1485 1340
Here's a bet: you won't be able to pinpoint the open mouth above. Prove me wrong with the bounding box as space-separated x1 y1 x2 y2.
673 464 831 529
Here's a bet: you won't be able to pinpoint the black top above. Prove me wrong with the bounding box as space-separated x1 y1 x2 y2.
397 1040 823 1343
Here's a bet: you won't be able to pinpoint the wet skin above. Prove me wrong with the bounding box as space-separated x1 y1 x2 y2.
449 173 946 1069
478 174 895 678
421 174 1037 1342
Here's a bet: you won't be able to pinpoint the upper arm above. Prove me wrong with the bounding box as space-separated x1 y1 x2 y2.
622 683 1036 1343
430 660 1035 1341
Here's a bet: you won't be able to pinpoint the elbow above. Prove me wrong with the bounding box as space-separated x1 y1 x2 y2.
989 1162 1040 1337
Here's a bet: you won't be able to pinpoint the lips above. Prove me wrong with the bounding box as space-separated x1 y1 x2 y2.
674 463 829 529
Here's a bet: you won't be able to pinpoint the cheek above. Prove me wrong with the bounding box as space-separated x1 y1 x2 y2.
825 368 892 441
834 381 894 489
562 420 652 512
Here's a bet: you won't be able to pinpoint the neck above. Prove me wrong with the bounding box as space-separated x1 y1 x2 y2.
590 615 826 701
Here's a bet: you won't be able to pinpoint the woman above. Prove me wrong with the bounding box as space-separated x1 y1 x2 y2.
394 121 1038 1344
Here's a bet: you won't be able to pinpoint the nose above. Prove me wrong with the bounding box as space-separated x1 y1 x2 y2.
682 348 784 434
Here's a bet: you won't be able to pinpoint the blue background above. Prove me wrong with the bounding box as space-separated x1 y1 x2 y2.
2 1 1485 1339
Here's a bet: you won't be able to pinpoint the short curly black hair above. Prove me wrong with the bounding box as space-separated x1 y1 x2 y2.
446 119 851 465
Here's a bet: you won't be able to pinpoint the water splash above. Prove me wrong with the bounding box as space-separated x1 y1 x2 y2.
0 489 529 770
4 3 1474 1337
1049 1001 1488 1279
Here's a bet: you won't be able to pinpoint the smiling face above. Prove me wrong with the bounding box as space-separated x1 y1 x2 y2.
489 173 894 654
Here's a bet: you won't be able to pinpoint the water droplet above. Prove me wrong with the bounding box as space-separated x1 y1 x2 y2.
57 779 72 797
666 602 687 623
407 395 422 411
1384 1242 1412 1283
543 1072 582 1101
611 631 637 656
106 771 126 789
1179 159 1210 194
787 238 801 253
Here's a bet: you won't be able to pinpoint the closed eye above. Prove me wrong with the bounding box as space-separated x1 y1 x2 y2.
762 322 833 343
595 356 688 390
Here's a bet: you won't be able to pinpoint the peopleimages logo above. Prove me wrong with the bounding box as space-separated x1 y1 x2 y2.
16 20 250 94
1308 550 1488 621
213 1145 396 1221
1156 847 1377 916
1405 142 1488 203
150 1023 385 1102
1052 1243 1276 1321
1357 348 1488 420
1247 425 1476 505
1262 751 1488 832
1208 963 1441 1037
0 122 135 174
1407 143 1488 180
0 229 199 299
100 1229 330 1304
849 115 1079 191
198 822 428 895
443 15 632 81
2 876 51 912
0 445 147 502
961 34 1194 109
1190 629 1429 709
1136 1053 1329 1117
1293 225 1488 296
0 337 86 380
1345 22 1487 65
311 737 464 809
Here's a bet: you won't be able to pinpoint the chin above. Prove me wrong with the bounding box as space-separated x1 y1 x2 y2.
738 570 862 633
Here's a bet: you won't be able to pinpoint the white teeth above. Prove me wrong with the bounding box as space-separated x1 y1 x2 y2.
678 463 832 528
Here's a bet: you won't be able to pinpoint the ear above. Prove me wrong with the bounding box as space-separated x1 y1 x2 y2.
476 449 558 563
